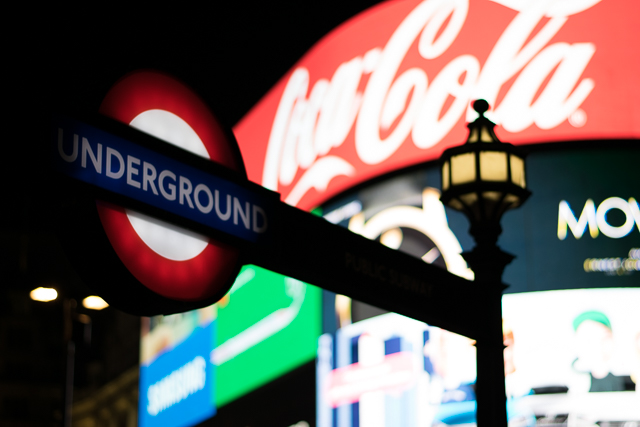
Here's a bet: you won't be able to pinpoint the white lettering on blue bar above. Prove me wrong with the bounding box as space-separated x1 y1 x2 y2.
54 119 270 243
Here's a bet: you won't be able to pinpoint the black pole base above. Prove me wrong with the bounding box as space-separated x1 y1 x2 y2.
463 244 513 427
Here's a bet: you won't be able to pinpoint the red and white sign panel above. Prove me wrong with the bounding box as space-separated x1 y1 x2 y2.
99 70 244 302
234 0 640 211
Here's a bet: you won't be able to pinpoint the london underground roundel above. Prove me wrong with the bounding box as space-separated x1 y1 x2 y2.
97 70 245 303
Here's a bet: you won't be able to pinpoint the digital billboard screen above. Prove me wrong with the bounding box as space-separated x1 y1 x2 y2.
317 288 640 427
317 146 639 426
234 0 640 212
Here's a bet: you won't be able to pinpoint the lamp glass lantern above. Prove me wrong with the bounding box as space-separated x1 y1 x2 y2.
440 100 530 227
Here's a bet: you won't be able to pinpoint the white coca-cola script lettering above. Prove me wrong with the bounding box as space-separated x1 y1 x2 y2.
263 0 598 205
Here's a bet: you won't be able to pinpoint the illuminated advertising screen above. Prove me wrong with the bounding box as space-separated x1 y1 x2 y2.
234 0 640 212
140 308 216 427
318 289 640 427
316 146 639 426
139 265 321 427
502 289 640 423
214 265 321 407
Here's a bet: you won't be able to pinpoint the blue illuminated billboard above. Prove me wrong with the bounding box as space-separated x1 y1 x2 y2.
140 314 215 427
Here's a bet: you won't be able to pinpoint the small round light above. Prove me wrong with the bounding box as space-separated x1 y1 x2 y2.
30 287 58 302
82 296 109 310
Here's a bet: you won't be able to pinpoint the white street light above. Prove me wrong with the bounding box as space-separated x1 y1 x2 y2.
29 287 58 302
82 296 109 310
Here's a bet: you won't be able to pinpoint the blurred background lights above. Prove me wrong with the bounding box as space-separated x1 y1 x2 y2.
82 296 109 310
30 287 58 302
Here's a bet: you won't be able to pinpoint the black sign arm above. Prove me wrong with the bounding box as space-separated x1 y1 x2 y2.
249 203 482 339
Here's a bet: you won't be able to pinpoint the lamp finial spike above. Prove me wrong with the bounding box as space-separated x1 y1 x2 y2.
473 99 489 116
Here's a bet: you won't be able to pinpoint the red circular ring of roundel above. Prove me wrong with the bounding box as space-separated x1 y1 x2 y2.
98 70 245 302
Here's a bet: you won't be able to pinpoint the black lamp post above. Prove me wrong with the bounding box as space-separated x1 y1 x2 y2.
30 288 107 427
440 99 531 427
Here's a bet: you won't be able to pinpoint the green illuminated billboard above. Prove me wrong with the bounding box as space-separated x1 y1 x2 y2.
213 265 321 406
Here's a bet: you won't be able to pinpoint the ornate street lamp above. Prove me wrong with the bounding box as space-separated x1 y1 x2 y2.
440 99 531 427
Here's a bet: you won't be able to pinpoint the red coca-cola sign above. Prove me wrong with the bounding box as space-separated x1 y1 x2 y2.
234 0 640 211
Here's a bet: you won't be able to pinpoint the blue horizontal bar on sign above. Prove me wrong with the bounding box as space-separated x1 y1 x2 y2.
52 116 271 245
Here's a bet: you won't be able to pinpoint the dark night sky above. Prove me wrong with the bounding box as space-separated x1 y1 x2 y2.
10 3 380 128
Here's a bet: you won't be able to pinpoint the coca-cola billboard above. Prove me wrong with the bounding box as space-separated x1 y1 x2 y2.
234 0 640 211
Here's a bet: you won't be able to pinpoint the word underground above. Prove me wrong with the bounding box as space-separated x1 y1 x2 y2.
146 356 207 416
56 126 268 242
